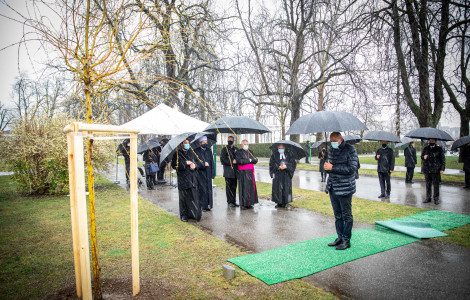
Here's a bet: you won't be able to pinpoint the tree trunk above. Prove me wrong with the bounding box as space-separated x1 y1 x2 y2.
395 76 401 158
289 95 302 143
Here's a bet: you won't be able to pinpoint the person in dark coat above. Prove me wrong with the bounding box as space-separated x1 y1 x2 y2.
269 144 296 208
318 146 328 182
305 140 311 163
118 139 131 184
235 139 258 210
422 138 446 204
171 139 202 222
404 142 417 183
220 136 239 207
462 144 470 189
156 138 169 184
324 132 358 251
375 141 395 198
143 147 159 190
194 136 215 211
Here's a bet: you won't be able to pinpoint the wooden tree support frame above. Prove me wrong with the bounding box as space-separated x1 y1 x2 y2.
64 122 140 299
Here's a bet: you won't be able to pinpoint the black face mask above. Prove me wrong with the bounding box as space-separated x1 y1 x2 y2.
202 144 208 149
228 141 234 146
382 144 387 148
430 143 436 146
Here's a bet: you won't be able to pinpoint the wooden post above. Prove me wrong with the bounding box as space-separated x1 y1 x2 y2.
72 132 92 300
129 133 140 295
67 133 82 297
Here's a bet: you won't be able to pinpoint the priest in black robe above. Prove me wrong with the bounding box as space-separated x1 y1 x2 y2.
171 139 202 222
269 144 296 208
194 136 215 211
235 139 258 209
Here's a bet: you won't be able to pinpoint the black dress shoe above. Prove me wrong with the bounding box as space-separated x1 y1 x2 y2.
336 241 351 250
240 206 248 210
181 217 188 222
202 208 211 212
423 199 431 203
385 194 390 198
378 194 385 198
247 205 254 209
228 203 239 207
328 238 342 247
434 199 440 205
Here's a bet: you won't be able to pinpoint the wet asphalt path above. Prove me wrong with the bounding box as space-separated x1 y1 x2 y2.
215 162 470 215
106 165 470 300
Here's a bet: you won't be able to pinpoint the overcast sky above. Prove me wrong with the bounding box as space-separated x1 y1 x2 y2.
0 0 461 130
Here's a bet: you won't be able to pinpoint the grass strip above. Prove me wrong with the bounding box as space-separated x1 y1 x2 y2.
0 175 334 299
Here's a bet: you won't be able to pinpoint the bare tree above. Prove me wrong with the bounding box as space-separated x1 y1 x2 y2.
0 103 11 132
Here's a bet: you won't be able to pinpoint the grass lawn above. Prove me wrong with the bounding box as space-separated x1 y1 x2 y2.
213 176 469 248
0 175 335 299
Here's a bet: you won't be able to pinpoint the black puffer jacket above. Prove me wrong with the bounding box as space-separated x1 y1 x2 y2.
375 146 395 173
421 145 445 173
325 142 358 196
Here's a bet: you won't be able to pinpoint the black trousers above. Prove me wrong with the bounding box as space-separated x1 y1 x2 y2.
178 187 201 221
225 177 237 204
378 172 391 195
329 189 353 242
124 157 130 182
465 170 470 188
425 173 440 201
406 167 415 182
157 161 166 180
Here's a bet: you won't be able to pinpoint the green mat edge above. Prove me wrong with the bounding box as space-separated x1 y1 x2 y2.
375 221 449 239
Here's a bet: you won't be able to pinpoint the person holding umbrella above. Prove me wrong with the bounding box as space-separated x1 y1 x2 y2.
235 139 259 210
462 145 470 189
194 136 215 212
143 147 159 190
422 138 446 204
318 146 328 182
171 139 202 222
324 132 359 250
375 141 395 198
404 141 417 183
220 136 239 207
269 143 297 208
156 138 169 184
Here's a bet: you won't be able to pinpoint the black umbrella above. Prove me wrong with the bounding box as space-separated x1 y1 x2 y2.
137 137 165 154
270 140 306 160
311 138 330 149
451 135 470 151
204 116 271 134
159 132 199 165
363 130 401 143
404 127 453 141
286 111 367 135
342 134 362 145
191 132 218 149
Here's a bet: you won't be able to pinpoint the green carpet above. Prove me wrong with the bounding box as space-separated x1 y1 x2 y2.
227 211 470 285
375 221 448 238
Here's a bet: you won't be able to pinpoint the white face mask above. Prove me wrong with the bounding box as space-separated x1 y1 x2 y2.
243 145 249 151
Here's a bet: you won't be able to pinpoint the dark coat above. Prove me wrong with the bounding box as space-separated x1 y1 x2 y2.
220 144 238 178
235 149 259 206
194 146 215 209
462 145 470 172
171 147 201 190
375 146 395 173
118 141 130 161
143 148 159 175
404 145 417 168
318 150 328 172
325 142 358 196
269 152 296 204
421 145 446 174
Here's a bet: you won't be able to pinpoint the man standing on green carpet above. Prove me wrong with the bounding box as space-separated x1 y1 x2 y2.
324 132 359 250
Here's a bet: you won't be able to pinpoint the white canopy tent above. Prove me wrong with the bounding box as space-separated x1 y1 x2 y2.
122 103 209 135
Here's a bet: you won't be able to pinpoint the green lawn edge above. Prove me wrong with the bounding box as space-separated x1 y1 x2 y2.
0 175 335 300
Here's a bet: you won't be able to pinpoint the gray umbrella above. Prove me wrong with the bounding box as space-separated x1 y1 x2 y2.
191 132 218 149
204 116 271 134
395 137 415 148
451 135 470 151
404 127 454 141
137 137 165 154
270 140 306 160
363 130 401 143
342 134 362 145
286 111 367 135
159 132 199 165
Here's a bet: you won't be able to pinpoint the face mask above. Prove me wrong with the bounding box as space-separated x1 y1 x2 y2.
382 144 387 148
183 144 190 150
331 142 339 149
430 143 436 147
202 144 208 149
278 149 285 154
243 145 249 151
228 141 233 146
